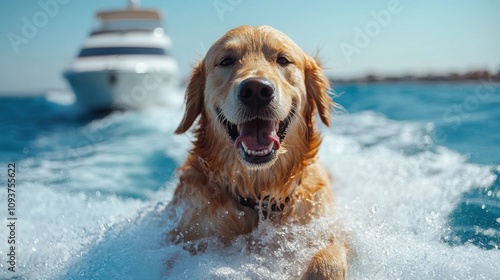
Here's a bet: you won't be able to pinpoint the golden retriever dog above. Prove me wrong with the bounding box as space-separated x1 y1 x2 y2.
170 25 347 279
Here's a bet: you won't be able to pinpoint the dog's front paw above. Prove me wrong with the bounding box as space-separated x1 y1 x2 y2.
301 243 347 280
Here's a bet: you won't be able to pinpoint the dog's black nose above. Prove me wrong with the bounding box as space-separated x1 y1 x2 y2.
238 78 275 108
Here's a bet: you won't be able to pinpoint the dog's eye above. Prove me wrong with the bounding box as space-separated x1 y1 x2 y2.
218 57 234 67
276 56 291 65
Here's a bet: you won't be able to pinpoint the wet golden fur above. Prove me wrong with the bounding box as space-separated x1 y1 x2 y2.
170 25 346 279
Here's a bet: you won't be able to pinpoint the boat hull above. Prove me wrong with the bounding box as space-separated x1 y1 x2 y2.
64 69 178 111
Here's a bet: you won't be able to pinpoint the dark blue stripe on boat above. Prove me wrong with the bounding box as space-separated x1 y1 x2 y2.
78 47 166 57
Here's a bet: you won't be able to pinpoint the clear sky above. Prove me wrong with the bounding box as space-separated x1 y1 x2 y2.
0 0 499 92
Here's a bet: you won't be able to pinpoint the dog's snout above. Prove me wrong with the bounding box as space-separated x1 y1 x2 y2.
238 78 275 108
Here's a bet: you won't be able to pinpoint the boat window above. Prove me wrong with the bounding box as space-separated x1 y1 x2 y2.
100 20 161 31
78 47 166 57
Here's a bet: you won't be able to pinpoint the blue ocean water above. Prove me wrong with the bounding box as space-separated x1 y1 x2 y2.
0 82 499 279
333 82 500 251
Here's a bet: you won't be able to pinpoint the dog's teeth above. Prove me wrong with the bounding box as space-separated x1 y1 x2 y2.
243 146 273 157
241 142 249 152
268 142 274 151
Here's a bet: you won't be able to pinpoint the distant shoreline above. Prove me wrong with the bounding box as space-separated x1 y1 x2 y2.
331 70 500 84
2 70 500 96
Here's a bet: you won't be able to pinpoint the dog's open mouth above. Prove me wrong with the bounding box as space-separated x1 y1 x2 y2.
217 108 293 165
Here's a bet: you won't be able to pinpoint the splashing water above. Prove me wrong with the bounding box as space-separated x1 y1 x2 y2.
0 84 498 279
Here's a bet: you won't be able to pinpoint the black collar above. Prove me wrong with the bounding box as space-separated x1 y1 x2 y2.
238 195 291 219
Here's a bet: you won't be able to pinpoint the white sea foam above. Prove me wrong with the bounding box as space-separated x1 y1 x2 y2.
1 106 498 279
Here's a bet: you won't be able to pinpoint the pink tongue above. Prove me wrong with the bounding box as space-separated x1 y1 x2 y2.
234 119 280 151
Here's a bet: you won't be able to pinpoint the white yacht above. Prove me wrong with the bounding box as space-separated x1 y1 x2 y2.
63 0 179 111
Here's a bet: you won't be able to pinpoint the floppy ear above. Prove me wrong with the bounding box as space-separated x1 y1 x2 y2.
305 57 333 127
175 62 205 134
